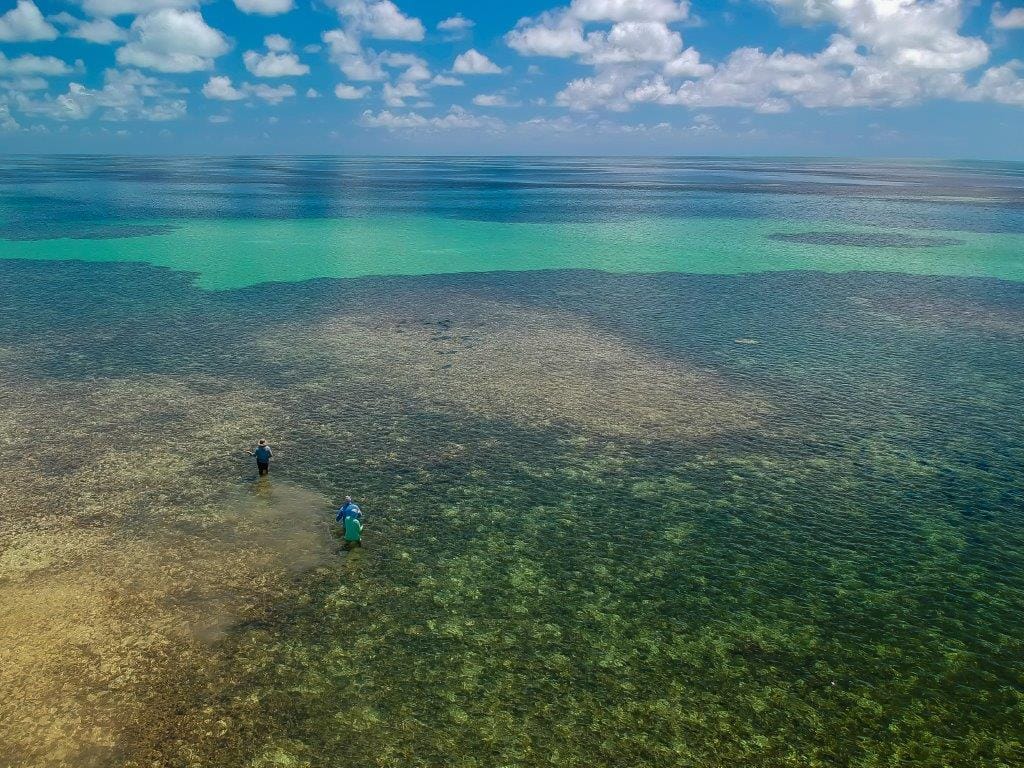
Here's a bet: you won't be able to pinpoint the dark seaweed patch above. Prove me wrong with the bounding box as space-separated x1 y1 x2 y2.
769 231 963 247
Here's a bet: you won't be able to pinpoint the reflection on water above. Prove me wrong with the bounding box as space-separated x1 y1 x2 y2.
3 156 1024 234
1 261 1022 767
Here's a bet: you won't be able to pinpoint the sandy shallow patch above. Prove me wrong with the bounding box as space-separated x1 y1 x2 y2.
264 299 769 443
0 373 336 768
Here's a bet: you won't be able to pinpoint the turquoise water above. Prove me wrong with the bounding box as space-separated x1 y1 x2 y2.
1 158 1023 768
3 215 1023 289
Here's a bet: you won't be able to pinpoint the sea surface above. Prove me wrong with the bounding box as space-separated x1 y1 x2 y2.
1 157 1022 767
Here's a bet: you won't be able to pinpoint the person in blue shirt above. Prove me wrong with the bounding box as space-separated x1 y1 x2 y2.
336 496 361 524
250 439 273 476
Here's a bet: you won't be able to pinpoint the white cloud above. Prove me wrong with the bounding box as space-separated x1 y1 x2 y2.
0 103 21 131
452 49 502 74
991 3 1024 30
359 104 503 131
322 28 361 57
506 0 690 58
583 21 683 64
506 14 589 57
382 79 423 105
337 52 386 81
116 9 230 73
323 28 387 80
306 87 321 97
664 46 711 77
79 0 196 18
335 82 370 98
437 13 473 38
968 59 1024 105
571 0 690 22
65 16 129 44
0 52 73 76
0 0 58 42
438 13 473 31
517 0 1015 114
431 74 464 86
202 75 296 103
244 50 309 77
209 113 230 123
327 0 424 41
556 66 642 110
245 82 295 103
0 75 49 90
16 68 186 121
472 93 518 107
321 0 432 110
233 0 294 16
764 0 988 72
202 75 244 100
264 33 291 51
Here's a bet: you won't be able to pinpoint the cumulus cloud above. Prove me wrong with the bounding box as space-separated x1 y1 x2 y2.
335 82 370 98
264 33 290 51
0 0 58 42
452 49 502 74
0 75 49 90
506 0 690 58
327 0 424 40
472 92 519 107
116 9 230 73
382 79 423 105
556 66 643 110
319 0 435 109
202 75 296 103
79 0 196 18
571 0 690 22
233 0 294 16
0 52 73 76
245 82 295 103
583 20 683 64
322 28 362 58
55 15 130 44
16 67 186 121
359 104 503 131
431 74 463 86
514 0 1016 114
968 59 1024 105
991 3 1024 29
664 46 711 77
0 103 21 131
437 13 473 38
438 13 473 31
202 75 244 100
243 44 309 77
773 0 987 71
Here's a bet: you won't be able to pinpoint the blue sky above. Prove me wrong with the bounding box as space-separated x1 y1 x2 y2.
0 0 1022 156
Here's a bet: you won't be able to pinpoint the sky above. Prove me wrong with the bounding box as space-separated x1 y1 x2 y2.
0 0 1022 156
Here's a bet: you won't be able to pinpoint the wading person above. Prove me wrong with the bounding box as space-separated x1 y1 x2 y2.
250 439 273 477
343 513 363 550
336 496 361 524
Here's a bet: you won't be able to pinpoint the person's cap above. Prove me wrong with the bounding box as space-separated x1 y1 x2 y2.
258 439 267 445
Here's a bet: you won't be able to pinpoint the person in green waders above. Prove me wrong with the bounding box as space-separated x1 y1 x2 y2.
343 513 363 550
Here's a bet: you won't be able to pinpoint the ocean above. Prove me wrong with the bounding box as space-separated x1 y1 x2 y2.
1 156 1022 767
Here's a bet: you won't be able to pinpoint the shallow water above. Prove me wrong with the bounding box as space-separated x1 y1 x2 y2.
1 158 1023 767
